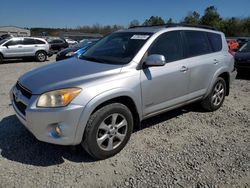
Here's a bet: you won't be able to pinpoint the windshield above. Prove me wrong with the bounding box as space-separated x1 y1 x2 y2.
0 39 8 45
239 42 250 52
74 40 98 48
80 32 152 64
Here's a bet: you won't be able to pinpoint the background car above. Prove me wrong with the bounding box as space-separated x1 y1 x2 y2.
0 37 50 63
227 39 239 51
0 34 13 41
56 39 98 61
235 41 250 71
237 37 249 48
65 38 78 46
47 38 69 53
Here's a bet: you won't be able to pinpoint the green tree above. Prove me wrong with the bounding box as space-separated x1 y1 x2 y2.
166 18 173 24
200 6 222 28
143 16 165 26
182 11 200 24
129 19 140 27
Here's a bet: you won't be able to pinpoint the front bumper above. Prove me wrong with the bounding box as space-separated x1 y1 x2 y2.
10 86 85 145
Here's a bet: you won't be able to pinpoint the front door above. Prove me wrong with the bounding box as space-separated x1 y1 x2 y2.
140 31 190 117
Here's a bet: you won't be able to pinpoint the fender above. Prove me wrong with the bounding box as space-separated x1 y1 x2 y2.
73 88 142 145
204 66 230 98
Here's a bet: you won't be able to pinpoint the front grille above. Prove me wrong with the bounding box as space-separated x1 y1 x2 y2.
13 94 27 116
16 82 32 99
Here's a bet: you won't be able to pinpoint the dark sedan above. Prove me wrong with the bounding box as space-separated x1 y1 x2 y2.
235 41 250 71
48 38 69 53
56 39 98 61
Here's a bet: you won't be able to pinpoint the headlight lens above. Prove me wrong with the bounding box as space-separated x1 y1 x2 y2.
37 88 82 107
65 51 75 57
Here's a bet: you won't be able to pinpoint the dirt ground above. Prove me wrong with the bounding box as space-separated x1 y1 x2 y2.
0 56 249 188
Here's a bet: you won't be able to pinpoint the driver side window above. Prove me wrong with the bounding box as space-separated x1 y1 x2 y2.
148 31 184 63
5 39 22 46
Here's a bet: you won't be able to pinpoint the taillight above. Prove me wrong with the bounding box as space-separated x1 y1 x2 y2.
229 49 235 57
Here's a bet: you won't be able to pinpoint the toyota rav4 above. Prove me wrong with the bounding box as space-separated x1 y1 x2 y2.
10 25 237 159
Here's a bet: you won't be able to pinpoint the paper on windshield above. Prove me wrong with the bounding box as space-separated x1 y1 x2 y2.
131 35 150 40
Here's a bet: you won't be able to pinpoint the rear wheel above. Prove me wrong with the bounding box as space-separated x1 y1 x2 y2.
201 77 226 111
82 103 134 160
36 51 47 62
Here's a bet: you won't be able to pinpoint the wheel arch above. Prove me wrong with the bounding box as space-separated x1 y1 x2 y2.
205 68 230 98
73 89 142 145
35 50 47 56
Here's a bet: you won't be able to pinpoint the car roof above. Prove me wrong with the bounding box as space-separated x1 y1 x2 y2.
117 25 222 35
9 37 46 41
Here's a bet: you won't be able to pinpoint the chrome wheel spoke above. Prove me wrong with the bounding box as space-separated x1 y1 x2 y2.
97 134 109 146
112 113 118 126
107 137 114 150
115 133 126 141
116 119 127 130
99 122 110 132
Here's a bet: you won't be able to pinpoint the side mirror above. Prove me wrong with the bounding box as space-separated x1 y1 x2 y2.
144 54 166 67
4 44 9 48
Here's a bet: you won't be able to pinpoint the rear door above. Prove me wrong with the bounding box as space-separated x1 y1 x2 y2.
22 38 37 56
182 30 221 98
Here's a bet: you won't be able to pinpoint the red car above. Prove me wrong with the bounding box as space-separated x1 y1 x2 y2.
227 39 239 51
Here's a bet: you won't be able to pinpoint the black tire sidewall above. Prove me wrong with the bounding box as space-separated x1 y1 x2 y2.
83 103 133 160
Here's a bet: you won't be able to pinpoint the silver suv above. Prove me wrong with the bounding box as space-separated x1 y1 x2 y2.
0 37 50 63
10 25 237 159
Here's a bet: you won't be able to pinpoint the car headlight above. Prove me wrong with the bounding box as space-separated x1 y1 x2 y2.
65 51 75 57
37 88 82 107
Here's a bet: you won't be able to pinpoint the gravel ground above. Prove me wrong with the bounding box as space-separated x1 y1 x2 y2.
0 56 249 188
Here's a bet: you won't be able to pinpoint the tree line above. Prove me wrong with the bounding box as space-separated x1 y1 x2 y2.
31 6 250 37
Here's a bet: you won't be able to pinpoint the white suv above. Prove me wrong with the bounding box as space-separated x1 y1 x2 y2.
0 37 50 63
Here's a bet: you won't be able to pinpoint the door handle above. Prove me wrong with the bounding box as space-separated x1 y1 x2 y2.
213 59 219 65
18 46 22 48
180 66 188 72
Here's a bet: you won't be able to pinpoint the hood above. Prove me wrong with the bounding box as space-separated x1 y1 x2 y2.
58 47 79 55
19 58 123 94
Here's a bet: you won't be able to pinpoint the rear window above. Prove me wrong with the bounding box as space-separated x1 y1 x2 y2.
207 33 222 52
23 38 36 45
35 39 46 44
184 31 212 57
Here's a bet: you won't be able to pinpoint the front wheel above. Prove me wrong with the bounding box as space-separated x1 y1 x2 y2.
82 103 134 160
201 77 226 111
36 51 47 62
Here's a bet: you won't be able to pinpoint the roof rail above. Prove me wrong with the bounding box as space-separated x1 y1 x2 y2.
129 23 218 31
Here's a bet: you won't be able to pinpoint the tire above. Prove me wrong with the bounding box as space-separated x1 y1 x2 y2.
0 54 3 64
82 103 134 160
36 51 47 62
201 77 226 112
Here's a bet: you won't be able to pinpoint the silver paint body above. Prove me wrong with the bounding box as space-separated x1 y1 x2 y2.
10 27 237 145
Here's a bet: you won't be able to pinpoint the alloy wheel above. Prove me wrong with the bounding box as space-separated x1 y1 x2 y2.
96 113 128 151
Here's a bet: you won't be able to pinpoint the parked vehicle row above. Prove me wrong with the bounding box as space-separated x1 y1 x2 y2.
56 39 99 61
10 25 236 159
